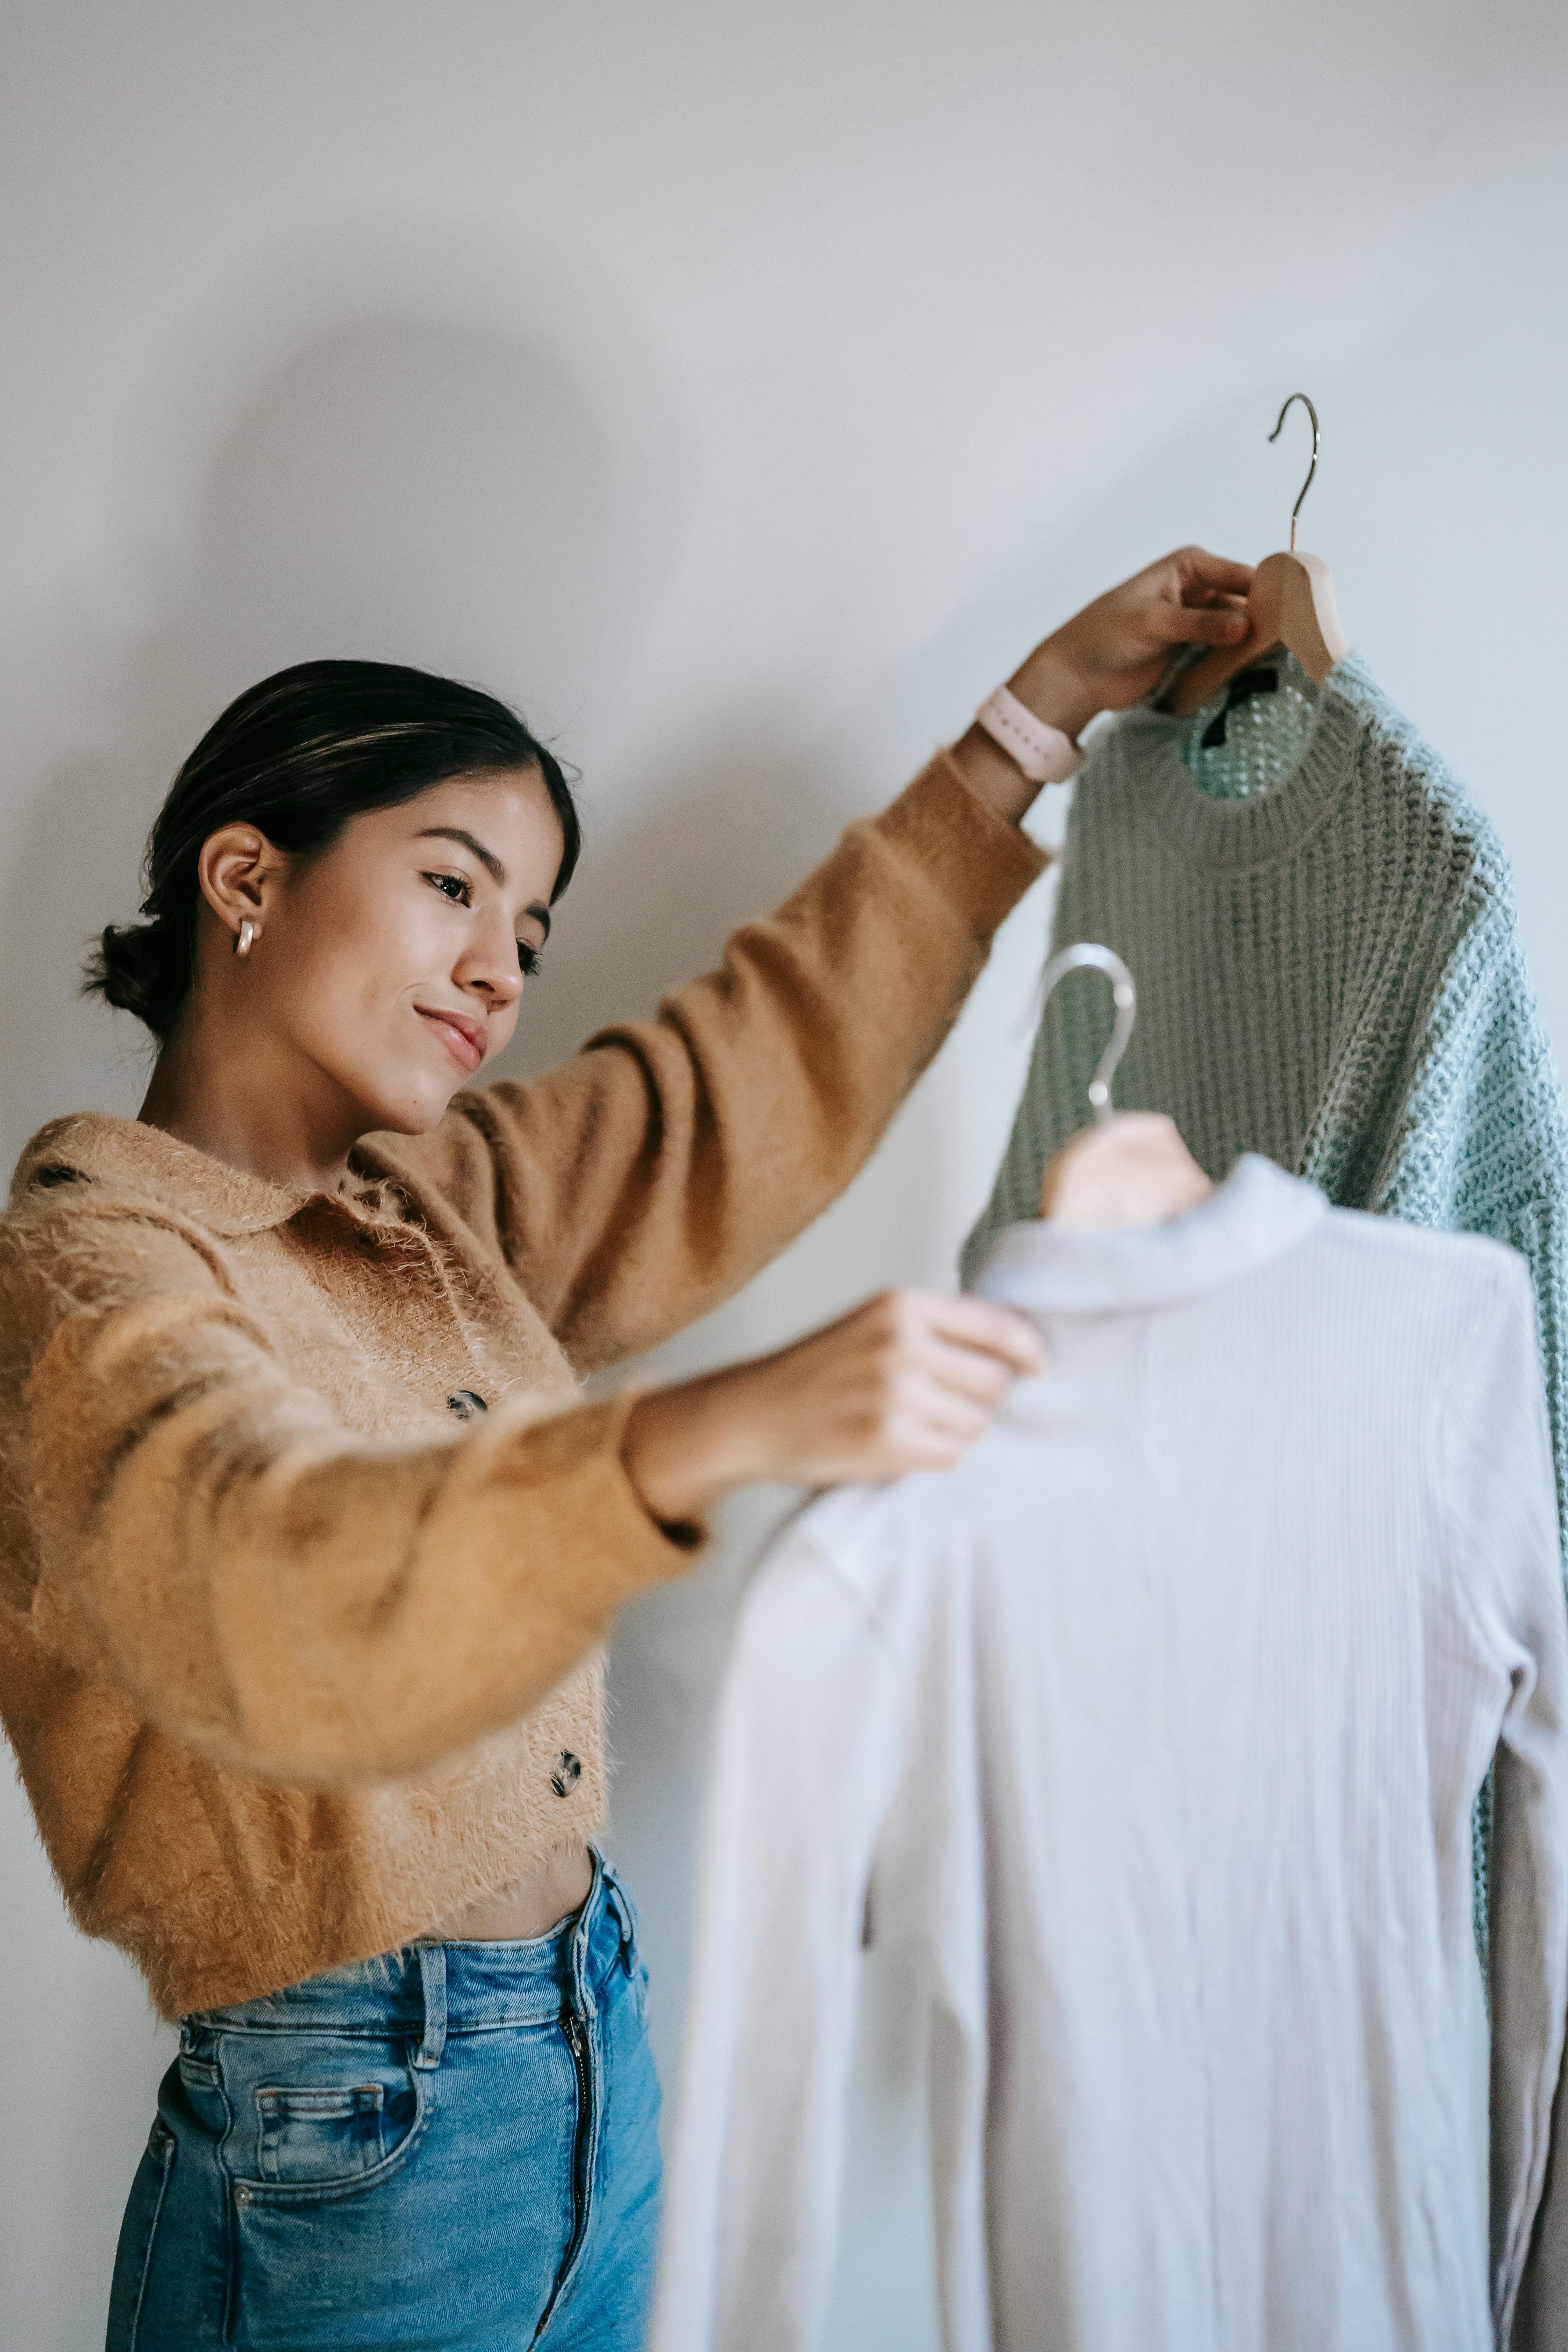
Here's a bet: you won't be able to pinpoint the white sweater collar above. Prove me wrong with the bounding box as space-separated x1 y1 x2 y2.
971 1153 1327 1314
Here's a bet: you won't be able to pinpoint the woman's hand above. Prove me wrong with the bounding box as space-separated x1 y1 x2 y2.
620 1289 1045 1528
953 545 1254 823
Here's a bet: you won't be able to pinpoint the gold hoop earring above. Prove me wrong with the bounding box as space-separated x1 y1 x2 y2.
235 919 258 959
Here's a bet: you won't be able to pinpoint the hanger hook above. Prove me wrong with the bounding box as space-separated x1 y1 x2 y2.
1035 942 1137 1127
1268 392 1319 553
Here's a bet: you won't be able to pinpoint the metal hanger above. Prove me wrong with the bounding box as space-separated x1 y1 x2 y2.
1035 942 1137 1124
1034 942 1215 1226
1270 391 1319 554
1169 390 1347 717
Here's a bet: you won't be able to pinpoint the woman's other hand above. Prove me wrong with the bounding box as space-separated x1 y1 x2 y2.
620 1290 1045 1528
952 545 1254 823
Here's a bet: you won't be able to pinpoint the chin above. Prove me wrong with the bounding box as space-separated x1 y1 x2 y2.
379 1092 459 1137
348 1068 462 1139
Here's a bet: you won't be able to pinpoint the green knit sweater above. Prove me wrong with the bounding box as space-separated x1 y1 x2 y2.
965 654 1568 1575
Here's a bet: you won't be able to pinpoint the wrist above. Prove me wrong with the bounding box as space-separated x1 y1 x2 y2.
621 1368 772 1525
948 722 1039 825
1007 637 1101 744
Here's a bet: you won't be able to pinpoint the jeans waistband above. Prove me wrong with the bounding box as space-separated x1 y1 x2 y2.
185 1849 638 2057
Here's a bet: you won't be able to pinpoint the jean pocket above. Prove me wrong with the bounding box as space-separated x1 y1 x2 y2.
254 2081 388 2186
233 2051 427 2208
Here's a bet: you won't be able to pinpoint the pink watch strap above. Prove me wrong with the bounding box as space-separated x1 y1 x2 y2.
974 684 1083 785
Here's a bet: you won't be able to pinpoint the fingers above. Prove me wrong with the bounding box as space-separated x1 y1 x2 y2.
742 1289 1050 1494
1169 547 1255 599
914 1336 1021 1410
873 1376 995 1475
893 1375 995 1448
881 1358 1022 1472
1150 601 1250 647
908 1292 1047 1378
873 1293 1047 1475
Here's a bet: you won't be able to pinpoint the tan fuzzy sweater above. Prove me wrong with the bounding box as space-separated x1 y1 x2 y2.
0 757 1044 2020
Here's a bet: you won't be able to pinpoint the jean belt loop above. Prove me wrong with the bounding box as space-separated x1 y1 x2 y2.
570 1851 602 2022
413 1943 447 2070
601 1867 636 1965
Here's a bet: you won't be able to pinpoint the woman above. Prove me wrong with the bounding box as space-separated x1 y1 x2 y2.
0 548 1248 2350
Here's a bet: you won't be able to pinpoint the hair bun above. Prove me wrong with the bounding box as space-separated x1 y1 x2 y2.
82 919 188 1037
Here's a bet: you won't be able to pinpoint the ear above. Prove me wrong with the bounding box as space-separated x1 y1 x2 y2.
196 824 290 945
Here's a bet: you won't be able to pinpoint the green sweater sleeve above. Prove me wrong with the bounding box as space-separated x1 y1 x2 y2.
1373 904 1568 1564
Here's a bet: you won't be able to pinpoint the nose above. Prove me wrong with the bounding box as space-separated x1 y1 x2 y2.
454 908 525 1010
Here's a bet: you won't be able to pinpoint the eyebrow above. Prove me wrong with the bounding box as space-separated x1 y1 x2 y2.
415 826 552 940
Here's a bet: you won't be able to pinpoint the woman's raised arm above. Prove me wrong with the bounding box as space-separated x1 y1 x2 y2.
378 549 1252 1373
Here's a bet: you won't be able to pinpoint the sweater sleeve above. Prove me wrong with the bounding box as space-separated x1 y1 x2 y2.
1373 900 1568 1567
0 1204 697 1790
1437 1255 1568 2348
1486 1196 1568 1570
379 755 1046 1373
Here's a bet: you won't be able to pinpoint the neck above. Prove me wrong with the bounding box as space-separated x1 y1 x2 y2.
138 1015 364 1197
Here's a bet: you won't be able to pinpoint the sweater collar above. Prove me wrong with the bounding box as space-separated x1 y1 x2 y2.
9 1111 390 1235
971 1153 1327 1314
1114 652 1382 873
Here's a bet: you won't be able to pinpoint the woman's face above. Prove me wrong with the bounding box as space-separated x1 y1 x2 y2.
232 766 565 1138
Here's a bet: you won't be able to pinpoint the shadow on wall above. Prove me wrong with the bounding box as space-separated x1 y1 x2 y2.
0 284 908 1136
7 289 892 1128
2 307 644 1143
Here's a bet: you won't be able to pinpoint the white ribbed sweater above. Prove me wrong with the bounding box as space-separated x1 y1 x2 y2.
656 1162 1568 2352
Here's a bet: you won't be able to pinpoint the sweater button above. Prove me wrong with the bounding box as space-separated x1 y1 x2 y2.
447 1390 488 1421
551 1752 582 1797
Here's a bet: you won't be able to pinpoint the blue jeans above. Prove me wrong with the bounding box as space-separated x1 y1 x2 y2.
107 1853 661 2350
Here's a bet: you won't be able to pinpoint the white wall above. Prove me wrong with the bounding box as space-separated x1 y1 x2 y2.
3 4 1566 2343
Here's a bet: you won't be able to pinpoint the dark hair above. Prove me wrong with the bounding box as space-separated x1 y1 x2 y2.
83 658 581 1040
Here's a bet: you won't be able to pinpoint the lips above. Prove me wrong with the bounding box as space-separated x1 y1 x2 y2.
416 1004 487 1074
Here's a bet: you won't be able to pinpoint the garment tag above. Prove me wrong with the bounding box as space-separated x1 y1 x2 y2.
1201 664 1278 750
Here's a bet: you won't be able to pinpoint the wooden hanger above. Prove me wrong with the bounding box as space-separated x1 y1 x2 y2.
1042 1110 1215 1228
1031 944 1216 1228
1168 394 1348 719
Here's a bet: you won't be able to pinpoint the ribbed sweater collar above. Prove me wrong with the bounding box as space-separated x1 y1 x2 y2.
1117 652 1379 873
971 1154 1327 1314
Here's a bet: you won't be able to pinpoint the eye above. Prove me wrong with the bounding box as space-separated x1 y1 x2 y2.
517 942 543 979
424 870 473 906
